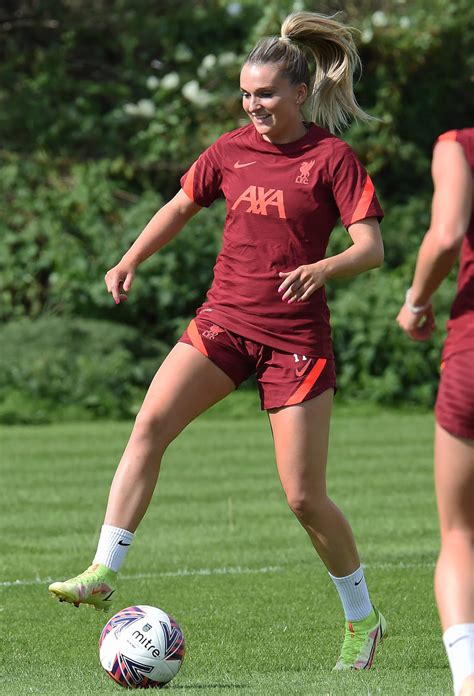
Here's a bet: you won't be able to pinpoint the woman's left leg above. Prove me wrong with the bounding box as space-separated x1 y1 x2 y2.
268 389 358 575
268 389 386 669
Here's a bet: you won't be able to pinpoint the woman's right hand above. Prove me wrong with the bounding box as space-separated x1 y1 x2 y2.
104 261 136 304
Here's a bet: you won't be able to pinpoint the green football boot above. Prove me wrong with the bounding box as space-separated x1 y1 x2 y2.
333 606 388 670
48 563 117 611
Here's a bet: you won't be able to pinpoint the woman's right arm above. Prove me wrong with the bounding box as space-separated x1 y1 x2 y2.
396 139 471 339
105 189 202 303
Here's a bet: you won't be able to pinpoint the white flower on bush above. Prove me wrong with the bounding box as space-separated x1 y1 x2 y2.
123 100 155 118
372 10 388 27
161 72 180 90
361 27 374 43
292 0 305 11
123 103 138 115
182 80 213 107
202 54 217 71
198 54 217 79
399 16 411 29
136 99 155 118
226 2 241 16
146 75 160 90
182 80 199 102
218 51 236 67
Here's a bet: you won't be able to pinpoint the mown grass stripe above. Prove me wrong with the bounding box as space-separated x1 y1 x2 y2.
0 560 437 588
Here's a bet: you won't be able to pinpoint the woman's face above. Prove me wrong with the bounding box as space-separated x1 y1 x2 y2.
240 62 307 144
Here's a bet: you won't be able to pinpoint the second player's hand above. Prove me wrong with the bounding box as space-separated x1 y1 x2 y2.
396 303 436 341
104 262 136 304
278 262 326 303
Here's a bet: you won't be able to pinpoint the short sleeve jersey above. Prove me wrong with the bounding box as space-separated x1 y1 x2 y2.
437 128 474 360
180 123 383 357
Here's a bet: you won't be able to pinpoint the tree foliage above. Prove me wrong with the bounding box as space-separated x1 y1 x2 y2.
1 0 473 421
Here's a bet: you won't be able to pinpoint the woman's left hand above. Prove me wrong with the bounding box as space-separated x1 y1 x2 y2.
278 262 327 303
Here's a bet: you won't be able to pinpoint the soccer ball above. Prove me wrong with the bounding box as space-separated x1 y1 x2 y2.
99 605 185 689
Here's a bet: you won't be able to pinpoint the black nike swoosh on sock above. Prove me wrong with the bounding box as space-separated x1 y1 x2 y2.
354 576 364 586
448 635 468 648
118 540 130 546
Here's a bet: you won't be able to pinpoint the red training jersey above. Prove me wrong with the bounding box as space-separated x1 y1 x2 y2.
180 123 383 357
437 128 474 360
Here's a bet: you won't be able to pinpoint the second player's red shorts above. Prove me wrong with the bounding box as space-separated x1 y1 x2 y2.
435 350 474 440
179 317 336 410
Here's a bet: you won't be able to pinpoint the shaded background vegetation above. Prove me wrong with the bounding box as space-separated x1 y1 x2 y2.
1 0 473 422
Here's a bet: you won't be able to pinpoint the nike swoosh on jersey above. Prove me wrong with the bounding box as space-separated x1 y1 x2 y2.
295 361 312 377
234 161 256 168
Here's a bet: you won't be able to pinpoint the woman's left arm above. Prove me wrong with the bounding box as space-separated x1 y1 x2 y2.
279 217 383 303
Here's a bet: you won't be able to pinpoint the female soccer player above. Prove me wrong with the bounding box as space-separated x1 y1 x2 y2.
397 128 474 696
50 12 387 670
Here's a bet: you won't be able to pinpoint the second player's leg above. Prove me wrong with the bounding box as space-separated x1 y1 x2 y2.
434 423 474 629
267 389 360 576
104 342 236 532
434 423 474 696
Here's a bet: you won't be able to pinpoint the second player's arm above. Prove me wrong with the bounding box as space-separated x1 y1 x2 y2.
396 139 472 340
105 190 202 303
407 140 472 308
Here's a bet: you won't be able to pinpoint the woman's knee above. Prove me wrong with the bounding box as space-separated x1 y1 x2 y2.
131 407 176 452
286 490 327 525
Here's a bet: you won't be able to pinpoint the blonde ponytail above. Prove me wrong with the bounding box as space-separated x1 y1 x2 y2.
245 11 372 133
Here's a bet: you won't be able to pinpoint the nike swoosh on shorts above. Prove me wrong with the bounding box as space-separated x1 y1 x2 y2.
295 361 312 377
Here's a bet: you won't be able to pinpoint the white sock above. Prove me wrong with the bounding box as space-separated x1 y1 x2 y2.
329 566 373 622
93 524 134 572
443 624 474 696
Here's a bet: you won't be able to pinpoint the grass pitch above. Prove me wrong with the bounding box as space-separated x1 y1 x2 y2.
1 393 450 695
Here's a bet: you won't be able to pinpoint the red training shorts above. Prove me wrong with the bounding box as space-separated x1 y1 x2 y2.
435 350 474 440
179 317 336 410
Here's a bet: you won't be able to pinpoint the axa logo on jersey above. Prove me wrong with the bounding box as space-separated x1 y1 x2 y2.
232 185 286 218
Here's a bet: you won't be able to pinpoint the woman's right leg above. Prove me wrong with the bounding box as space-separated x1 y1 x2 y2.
49 342 236 608
105 342 236 532
434 423 474 696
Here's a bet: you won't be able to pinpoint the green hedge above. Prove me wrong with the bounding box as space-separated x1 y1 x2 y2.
0 317 164 423
0 152 225 346
330 268 455 407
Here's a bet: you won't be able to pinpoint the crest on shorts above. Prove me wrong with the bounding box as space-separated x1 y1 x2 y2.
202 324 225 340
